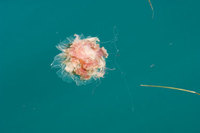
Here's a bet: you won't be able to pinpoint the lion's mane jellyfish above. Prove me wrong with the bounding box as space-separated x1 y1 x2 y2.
51 34 108 85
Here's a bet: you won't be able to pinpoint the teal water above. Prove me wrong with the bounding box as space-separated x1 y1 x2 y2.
1 0 200 133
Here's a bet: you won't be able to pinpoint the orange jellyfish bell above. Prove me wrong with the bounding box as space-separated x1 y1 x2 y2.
51 34 108 85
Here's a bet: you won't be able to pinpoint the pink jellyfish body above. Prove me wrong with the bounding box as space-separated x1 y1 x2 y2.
51 34 108 85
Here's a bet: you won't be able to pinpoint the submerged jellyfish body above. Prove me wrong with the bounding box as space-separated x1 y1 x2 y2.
51 34 108 85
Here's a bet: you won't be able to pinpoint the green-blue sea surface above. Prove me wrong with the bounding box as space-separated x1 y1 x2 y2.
1 0 200 133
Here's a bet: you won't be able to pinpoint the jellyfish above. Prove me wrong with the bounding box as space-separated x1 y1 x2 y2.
51 34 108 85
